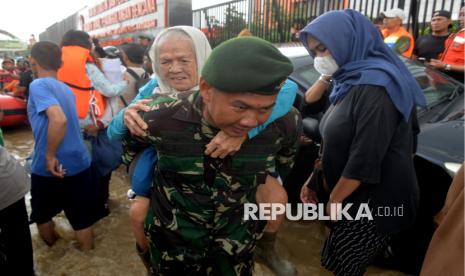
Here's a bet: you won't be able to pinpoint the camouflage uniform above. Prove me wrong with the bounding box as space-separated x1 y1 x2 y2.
123 91 302 275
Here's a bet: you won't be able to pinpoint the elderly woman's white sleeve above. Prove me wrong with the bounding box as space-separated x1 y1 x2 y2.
85 63 127 97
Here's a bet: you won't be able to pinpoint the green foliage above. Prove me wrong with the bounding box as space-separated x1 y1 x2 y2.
207 5 247 47
419 21 461 36
250 0 309 43
207 0 312 46
450 21 460 34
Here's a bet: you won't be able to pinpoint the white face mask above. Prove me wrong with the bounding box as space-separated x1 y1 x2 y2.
313 55 339 76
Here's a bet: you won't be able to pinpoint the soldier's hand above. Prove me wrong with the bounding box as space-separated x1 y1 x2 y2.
124 99 151 137
205 130 247 158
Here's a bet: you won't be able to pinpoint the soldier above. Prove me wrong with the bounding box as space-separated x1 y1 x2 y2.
124 36 302 275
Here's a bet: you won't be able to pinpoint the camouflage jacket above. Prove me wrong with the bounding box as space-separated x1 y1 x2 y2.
123 91 301 216
123 90 302 180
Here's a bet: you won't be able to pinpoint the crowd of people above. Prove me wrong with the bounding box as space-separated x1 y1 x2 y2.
0 6 463 276
382 7 464 82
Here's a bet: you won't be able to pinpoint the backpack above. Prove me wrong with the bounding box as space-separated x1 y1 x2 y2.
123 68 150 106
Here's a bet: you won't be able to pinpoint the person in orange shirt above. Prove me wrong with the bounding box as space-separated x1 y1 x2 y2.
0 59 19 92
381 8 415 58
428 6 465 82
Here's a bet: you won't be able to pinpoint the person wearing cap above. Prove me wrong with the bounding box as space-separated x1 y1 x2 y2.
122 36 301 275
112 26 298 275
138 35 152 49
0 58 19 92
381 8 415 58
427 6 465 82
413 10 452 62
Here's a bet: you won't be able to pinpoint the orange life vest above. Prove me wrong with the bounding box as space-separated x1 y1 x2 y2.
57 46 106 119
382 27 415 58
441 29 465 66
3 80 19 93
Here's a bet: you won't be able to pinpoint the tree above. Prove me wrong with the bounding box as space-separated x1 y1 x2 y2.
208 5 247 47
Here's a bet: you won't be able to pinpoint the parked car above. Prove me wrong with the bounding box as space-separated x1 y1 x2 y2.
279 45 464 275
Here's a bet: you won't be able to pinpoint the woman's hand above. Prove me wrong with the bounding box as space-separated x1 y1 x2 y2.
124 99 152 137
300 176 318 204
326 196 342 222
205 130 247 158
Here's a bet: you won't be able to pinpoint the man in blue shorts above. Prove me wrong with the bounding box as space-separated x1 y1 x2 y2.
28 41 97 250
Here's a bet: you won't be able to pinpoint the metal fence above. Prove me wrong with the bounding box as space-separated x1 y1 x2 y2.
39 13 79 45
193 0 464 47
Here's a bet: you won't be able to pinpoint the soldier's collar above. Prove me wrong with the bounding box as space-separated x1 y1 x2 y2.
171 90 203 124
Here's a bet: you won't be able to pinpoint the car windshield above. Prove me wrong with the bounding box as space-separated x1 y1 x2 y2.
289 56 319 87
398 56 461 111
288 52 461 112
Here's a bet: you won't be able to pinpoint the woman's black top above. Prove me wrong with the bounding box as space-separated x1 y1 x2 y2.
319 84 419 234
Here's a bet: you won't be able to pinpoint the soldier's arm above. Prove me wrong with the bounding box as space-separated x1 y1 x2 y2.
275 108 303 179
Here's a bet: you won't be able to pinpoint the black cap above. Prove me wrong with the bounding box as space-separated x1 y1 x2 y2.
432 10 451 19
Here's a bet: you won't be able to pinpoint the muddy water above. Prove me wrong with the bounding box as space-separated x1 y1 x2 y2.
3 126 403 276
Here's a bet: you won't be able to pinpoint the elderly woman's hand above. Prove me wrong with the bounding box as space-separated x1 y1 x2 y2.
205 130 247 158
124 99 152 137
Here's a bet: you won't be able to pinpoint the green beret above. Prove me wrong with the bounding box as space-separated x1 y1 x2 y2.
201 36 293 95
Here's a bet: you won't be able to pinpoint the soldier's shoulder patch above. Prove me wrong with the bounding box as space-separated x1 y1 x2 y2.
146 93 182 109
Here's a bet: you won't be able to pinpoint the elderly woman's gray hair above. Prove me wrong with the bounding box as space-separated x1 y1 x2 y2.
149 26 212 94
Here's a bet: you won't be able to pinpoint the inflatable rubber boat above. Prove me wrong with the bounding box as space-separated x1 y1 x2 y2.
0 94 27 127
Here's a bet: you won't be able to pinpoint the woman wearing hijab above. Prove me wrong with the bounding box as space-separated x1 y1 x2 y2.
299 10 426 276
108 26 298 274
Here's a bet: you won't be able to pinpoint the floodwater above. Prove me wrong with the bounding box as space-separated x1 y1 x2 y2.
3 126 404 276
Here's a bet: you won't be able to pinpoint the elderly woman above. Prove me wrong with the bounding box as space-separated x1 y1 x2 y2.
108 26 298 275
299 10 426 276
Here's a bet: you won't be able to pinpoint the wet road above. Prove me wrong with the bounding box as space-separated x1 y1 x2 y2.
3 126 404 276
